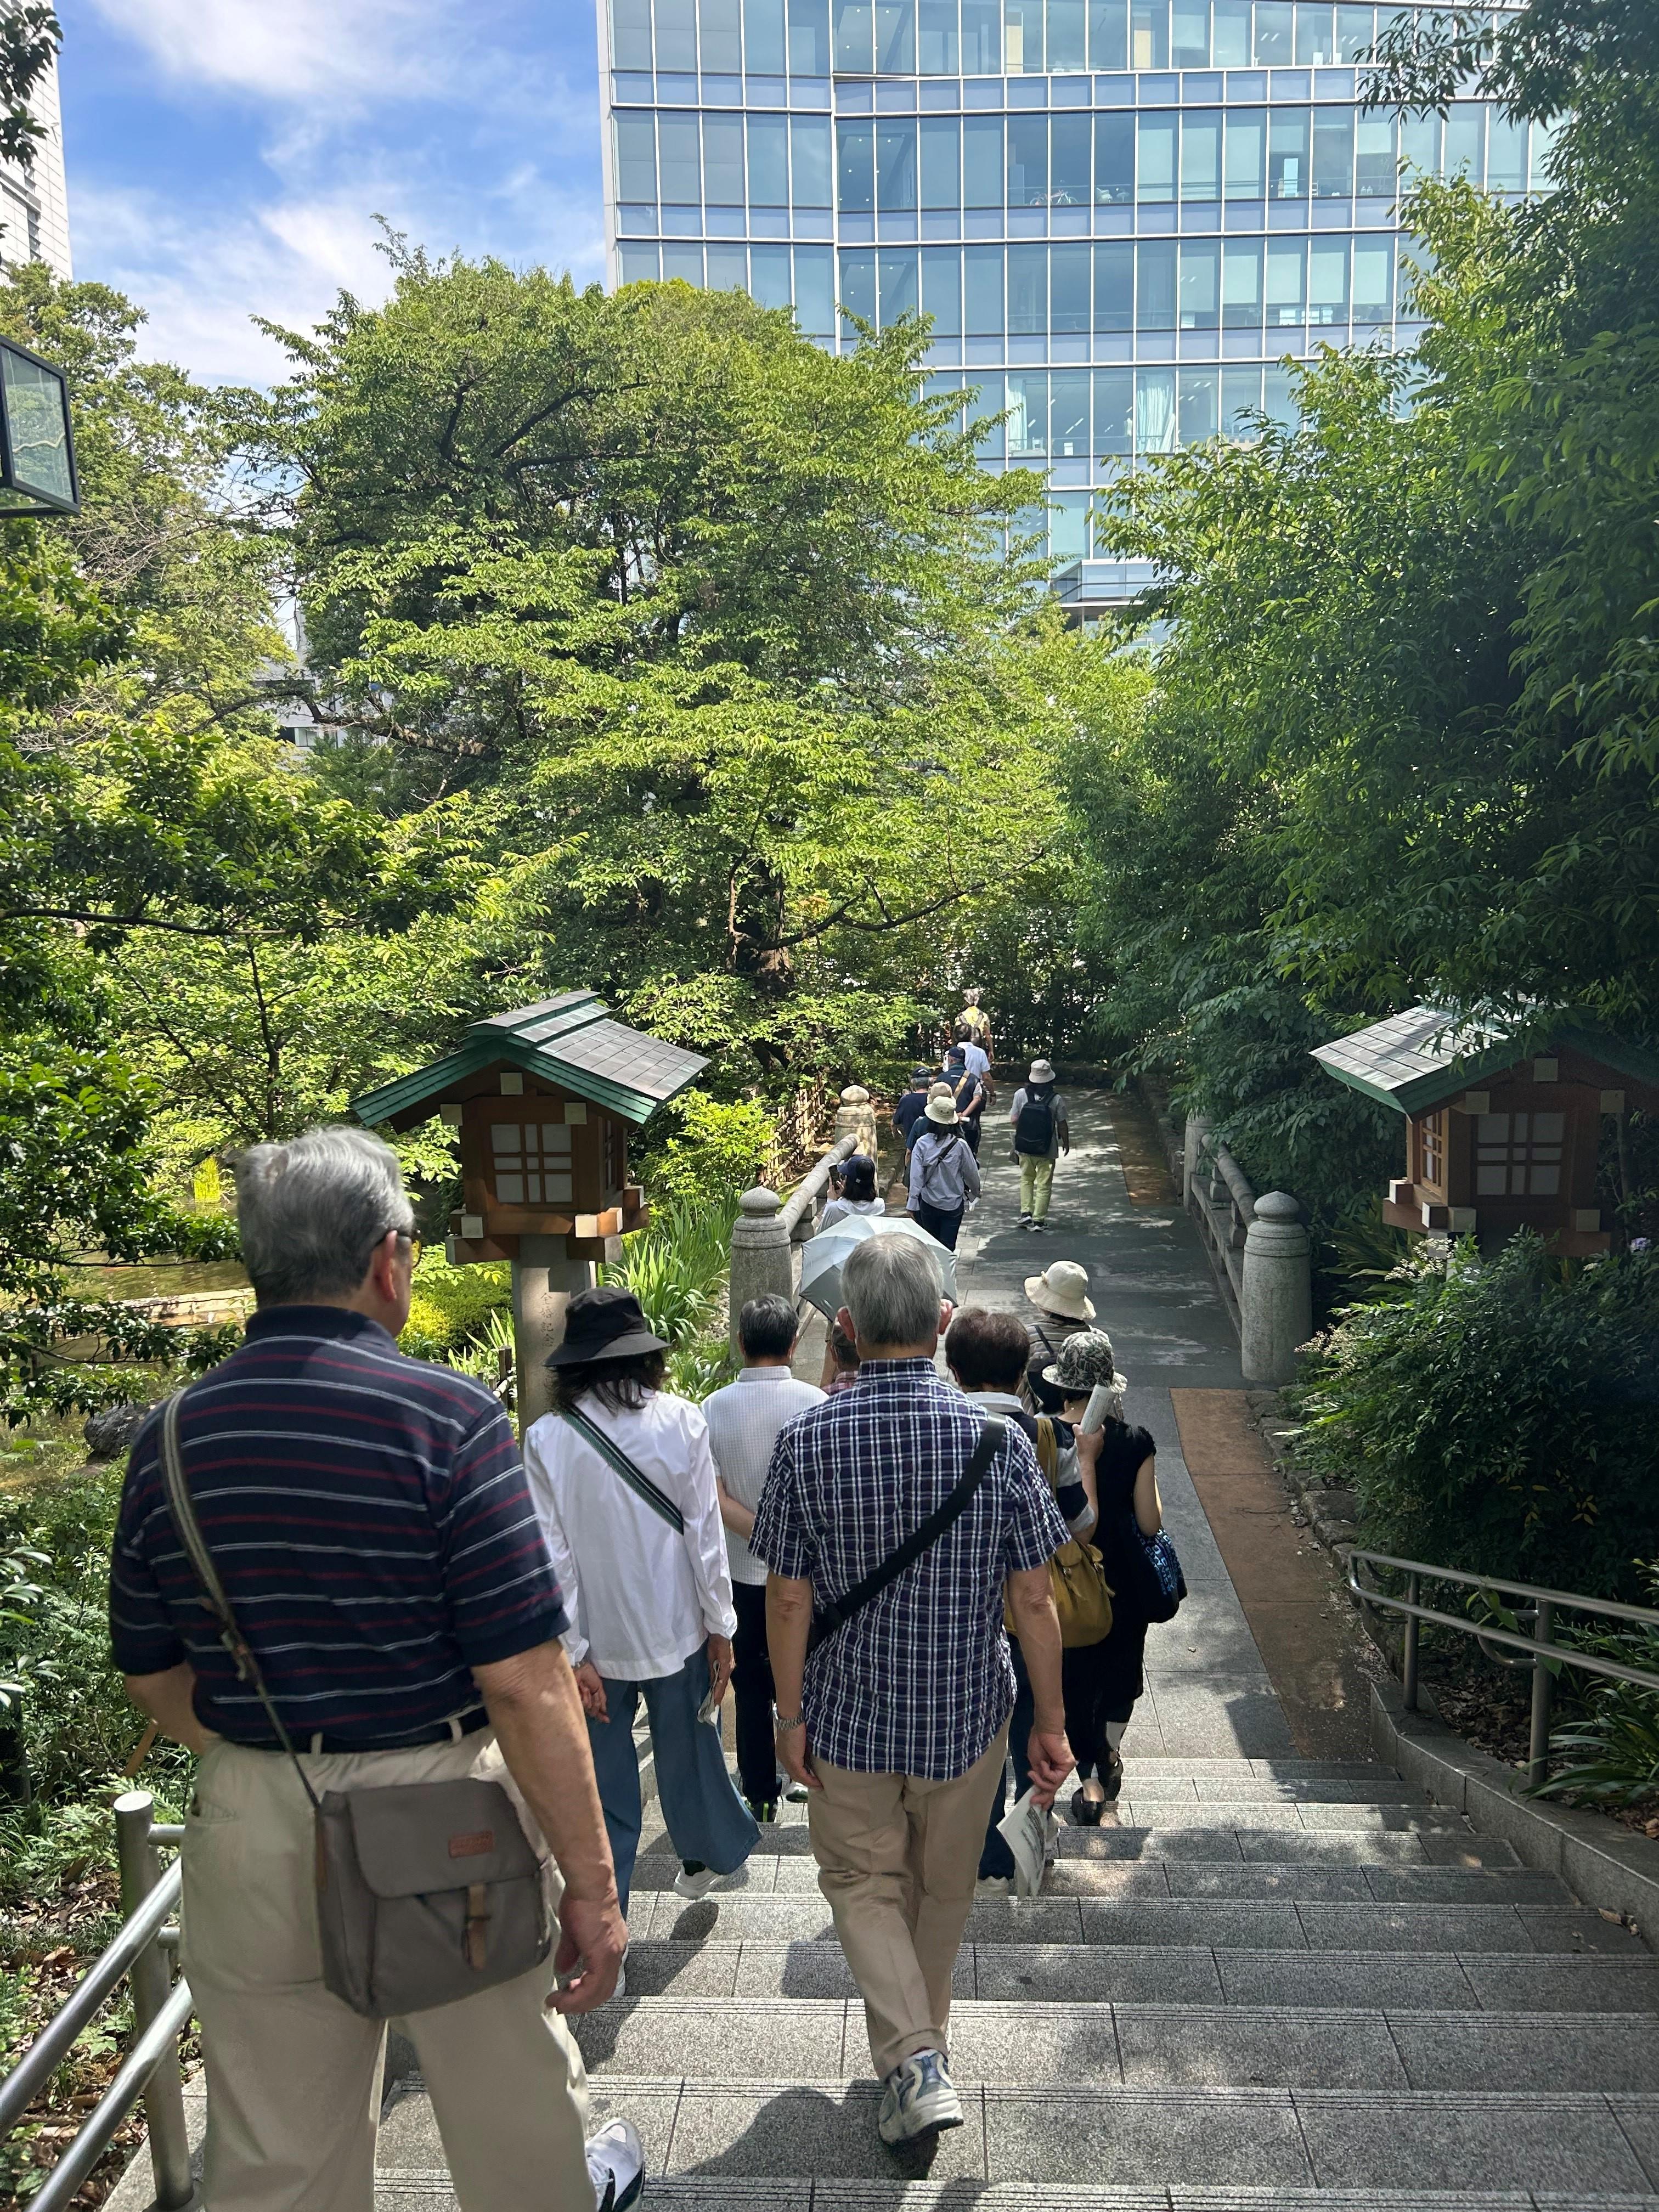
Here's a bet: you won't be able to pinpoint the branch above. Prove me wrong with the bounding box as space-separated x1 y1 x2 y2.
0 905 247 939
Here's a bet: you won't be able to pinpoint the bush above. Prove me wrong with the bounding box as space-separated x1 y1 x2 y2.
0 1459 190 1815
639 1092 774 1212
1290 1235 1659 1600
603 1196 739 1350
400 1252 511 1359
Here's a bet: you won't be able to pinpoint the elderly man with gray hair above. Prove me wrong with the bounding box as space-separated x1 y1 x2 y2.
109 1127 639 2212
752 1235 1074 2154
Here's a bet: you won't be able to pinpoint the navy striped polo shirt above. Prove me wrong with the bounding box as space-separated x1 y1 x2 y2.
110 1306 567 1747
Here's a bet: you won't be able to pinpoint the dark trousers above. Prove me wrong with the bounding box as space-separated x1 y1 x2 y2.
978 1639 1036 1880
915 1198 964 1250
961 1118 983 1157
731 1579 778 1804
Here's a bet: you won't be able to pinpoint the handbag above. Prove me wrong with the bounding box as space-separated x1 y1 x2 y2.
1004 1417 1114 1649
159 1396 553 2022
1116 1513 1187 1626
808 1417 1006 1656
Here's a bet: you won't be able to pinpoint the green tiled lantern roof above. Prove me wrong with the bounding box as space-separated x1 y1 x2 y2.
351 991 709 1131
1312 1005 1659 1116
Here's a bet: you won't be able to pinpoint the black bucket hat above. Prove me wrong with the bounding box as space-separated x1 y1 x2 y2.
544 1284 669 1368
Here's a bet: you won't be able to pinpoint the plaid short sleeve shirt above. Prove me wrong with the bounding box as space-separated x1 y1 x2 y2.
750 1356 1070 1780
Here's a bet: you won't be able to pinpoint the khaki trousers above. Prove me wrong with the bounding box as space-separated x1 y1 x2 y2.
181 1732 591 2212
808 1725 1009 2079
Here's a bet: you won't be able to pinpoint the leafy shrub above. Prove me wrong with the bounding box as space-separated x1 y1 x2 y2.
603 1197 739 1350
400 1252 511 1358
1534 1562 1659 1807
1290 1235 1659 1600
639 1092 774 1213
0 1462 191 1812
667 1336 737 1403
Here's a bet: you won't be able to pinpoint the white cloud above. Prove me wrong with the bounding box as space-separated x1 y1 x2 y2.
66 0 606 386
86 0 467 106
72 170 606 386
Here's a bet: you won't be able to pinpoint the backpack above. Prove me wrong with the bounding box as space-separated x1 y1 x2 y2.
1014 1088 1055 1154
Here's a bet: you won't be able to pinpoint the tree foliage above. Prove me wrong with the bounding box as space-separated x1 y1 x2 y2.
1065 0 1659 1223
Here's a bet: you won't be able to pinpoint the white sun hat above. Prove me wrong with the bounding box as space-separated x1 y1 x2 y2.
1024 1260 1096 1322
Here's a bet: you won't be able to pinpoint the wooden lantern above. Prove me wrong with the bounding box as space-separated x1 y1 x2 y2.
1314 1007 1659 1257
352 991 708 1262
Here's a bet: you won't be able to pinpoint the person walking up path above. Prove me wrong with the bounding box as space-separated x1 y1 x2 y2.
1008 1058 1069 1233
523 1287 759 1923
704 1294 825 1824
752 1237 1073 2152
907 1093 981 1251
1023 1257 1097 1412
109 1127 639 2212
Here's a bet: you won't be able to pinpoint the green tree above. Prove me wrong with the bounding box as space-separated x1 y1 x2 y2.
257 252 1068 1090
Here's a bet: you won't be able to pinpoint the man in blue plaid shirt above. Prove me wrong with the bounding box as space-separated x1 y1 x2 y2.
753 1236 1073 2152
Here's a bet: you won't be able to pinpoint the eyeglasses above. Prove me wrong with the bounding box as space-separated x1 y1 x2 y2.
395 1232 422 1267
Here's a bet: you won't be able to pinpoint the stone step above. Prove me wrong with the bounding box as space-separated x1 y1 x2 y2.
605 1940 1659 2011
562 1996 1659 2092
377 2080 1659 2194
374 2169 1659 2212
646 1799 1468 1848
628 1850 1577 1907
641 1821 1493 1872
626 1887 1634 1957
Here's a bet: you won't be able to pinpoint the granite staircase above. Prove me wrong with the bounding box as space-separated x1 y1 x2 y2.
373 1754 1659 2209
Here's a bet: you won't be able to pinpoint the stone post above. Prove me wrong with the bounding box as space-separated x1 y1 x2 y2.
1182 1110 1208 1205
1240 1192 1312 1387
728 1187 792 1358
512 1235 595 1431
833 1085 877 1159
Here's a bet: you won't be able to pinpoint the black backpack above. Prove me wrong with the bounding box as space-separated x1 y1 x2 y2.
1015 1087 1055 1154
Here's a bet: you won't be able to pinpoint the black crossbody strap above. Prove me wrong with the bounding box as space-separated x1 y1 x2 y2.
809 1416 1006 1656
561 1404 685 1533
159 1396 321 1812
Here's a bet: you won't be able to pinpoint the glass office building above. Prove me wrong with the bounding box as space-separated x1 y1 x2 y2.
599 0 1543 606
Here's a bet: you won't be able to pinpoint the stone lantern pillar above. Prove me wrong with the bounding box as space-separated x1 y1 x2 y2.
833 1085 877 1158
1240 1192 1313 1386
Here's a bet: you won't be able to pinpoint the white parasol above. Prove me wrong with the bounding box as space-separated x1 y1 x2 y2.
795 1211 958 1318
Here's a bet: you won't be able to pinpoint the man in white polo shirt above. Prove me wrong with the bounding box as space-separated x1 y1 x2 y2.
705 1295 825 1822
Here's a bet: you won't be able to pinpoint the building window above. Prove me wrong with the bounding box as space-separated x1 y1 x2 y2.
1418 1111 1445 1192
1476 1111 1566 1199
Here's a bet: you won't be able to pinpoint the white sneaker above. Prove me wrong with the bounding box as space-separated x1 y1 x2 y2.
587 2118 644 2212
877 2049 963 2146
672 1861 721 1900
975 1874 1012 1897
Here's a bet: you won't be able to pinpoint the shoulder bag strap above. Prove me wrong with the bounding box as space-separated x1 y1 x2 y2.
561 1403 686 1534
809 1416 1006 1655
158 1396 321 1812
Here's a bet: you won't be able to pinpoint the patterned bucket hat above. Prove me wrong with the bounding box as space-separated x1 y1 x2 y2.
1042 1328 1121 1396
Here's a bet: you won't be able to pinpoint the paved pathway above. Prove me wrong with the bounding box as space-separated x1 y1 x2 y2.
952 1089 1297 1762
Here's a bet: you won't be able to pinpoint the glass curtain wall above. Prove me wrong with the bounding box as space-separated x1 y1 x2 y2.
606 0 1528 593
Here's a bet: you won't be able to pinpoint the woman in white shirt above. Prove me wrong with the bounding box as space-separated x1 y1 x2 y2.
522 1285 758 1920
818 1153 884 1231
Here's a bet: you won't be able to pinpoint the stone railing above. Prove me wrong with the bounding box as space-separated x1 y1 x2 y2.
728 1128 861 1356
1182 1113 1311 1387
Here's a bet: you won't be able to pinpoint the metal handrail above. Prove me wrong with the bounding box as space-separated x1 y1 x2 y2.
0 1859 179 2133
1347 1546 1659 1789
0 1790 198 2210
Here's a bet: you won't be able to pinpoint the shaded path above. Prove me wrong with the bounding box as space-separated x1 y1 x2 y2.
952 1087 1299 1761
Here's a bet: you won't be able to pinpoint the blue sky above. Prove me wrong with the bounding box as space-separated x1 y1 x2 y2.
59 0 606 384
